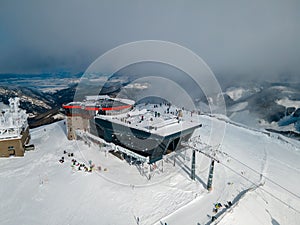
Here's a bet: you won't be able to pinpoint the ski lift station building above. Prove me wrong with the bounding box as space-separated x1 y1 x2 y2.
63 95 202 163
0 98 32 157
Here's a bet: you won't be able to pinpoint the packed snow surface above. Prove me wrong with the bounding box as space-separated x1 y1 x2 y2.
0 114 300 225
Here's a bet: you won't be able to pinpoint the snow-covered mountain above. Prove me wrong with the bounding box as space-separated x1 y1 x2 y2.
222 82 300 139
0 113 299 225
0 85 76 128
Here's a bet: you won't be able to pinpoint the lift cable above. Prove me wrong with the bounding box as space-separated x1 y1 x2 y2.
185 136 300 214
218 159 300 214
225 152 300 200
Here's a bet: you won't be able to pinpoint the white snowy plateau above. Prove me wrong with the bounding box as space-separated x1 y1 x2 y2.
0 113 300 225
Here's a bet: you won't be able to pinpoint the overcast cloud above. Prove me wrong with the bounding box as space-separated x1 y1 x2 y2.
0 0 299 81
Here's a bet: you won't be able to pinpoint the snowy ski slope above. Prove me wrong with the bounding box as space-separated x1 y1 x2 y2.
0 114 299 225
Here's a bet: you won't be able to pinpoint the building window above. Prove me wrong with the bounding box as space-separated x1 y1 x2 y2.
8 146 15 150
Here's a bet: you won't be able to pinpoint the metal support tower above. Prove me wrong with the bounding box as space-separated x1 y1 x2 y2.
207 159 215 191
191 149 196 180
182 139 219 191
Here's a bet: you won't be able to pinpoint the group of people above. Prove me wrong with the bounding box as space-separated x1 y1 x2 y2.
211 200 233 222
71 159 94 172
58 150 99 173
213 202 223 213
213 200 233 213
59 150 74 163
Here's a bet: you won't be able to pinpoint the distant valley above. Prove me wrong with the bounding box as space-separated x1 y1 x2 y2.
0 73 299 140
0 73 81 127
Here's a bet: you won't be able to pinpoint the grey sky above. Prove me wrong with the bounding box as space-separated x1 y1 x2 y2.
0 0 299 81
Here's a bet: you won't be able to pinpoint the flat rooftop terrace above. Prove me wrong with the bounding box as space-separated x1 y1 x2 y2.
96 103 201 137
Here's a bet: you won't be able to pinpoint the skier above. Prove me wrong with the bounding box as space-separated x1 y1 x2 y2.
59 157 64 163
211 216 217 222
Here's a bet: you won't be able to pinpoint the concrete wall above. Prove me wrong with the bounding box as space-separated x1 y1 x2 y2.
0 138 24 157
66 116 90 140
